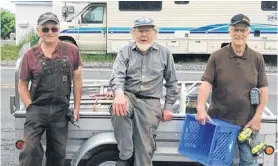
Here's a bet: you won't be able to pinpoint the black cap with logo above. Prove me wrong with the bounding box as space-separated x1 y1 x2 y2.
37 12 59 26
229 14 250 26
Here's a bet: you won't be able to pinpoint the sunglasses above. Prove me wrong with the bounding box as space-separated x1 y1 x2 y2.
41 27 59 33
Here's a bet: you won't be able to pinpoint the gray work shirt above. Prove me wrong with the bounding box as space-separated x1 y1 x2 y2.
109 42 178 110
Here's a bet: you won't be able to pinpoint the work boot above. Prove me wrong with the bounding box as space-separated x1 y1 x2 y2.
116 156 134 166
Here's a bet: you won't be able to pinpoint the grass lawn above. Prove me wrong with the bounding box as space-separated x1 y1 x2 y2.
1 44 21 60
81 54 116 62
2 43 276 66
1 43 116 62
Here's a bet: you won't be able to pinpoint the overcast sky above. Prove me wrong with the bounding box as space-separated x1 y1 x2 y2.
1 0 16 13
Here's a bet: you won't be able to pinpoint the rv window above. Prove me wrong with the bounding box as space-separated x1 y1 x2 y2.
81 6 104 24
261 1 277 11
174 1 189 4
119 1 162 11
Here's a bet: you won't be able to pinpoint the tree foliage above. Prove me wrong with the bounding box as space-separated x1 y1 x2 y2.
18 31 40 47
1 8 15 39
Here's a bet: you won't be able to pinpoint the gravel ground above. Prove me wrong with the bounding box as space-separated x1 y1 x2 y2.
1 60 277 73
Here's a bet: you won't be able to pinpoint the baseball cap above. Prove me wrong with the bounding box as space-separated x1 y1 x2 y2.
37 12 59 26
229 14 250 26
133 17 155 28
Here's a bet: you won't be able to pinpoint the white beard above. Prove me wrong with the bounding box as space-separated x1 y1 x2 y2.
136 43 151 52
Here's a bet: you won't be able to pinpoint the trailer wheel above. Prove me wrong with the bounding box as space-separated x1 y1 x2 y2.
85 149 119 166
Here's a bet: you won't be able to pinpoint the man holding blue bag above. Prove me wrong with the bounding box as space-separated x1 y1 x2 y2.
196 14 268 166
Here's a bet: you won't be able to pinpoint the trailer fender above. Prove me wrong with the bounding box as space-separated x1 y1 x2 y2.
70 132 117 166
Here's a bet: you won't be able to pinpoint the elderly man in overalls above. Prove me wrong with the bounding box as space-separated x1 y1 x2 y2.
18 12 82 166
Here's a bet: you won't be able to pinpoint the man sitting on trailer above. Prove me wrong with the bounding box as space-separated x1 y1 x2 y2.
196 14 268 166
109 17 179 166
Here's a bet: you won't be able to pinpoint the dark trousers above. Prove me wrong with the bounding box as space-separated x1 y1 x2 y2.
19 105 69 166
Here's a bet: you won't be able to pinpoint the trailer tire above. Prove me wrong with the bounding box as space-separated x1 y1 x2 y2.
85 149 119 166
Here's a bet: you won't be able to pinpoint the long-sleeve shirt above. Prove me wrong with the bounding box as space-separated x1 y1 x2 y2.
109 42 178 111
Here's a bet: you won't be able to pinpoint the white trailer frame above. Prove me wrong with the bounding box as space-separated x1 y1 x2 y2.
10 43 277 166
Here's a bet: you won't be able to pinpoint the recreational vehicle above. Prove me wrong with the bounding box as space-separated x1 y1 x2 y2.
56 1 277 55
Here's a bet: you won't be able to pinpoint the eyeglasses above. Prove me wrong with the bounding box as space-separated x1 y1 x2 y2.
41 27 59 33
231 28 249 33
135 28 154 34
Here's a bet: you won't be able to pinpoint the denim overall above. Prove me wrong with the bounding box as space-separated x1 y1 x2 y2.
19 43 73 166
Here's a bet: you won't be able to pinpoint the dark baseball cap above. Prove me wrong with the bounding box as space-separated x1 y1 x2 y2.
37 12 59 26
229 14 250 26
133 17 155 28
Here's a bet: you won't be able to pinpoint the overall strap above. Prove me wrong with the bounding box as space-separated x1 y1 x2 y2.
60 41 68 58
60 41 73 80
31 45 45 66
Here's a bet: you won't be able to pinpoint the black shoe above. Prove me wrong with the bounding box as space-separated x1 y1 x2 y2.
116 156 134 166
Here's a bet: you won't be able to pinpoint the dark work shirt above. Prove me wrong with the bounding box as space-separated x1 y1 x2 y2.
202 44 268 125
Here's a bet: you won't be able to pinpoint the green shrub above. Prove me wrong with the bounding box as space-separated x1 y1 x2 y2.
1 31 39 60
1 8 15 39
18 31 40 48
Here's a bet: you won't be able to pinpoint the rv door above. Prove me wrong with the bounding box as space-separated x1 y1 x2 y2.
77 3 107 53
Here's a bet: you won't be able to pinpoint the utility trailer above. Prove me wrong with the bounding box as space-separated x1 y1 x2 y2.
10 43 277 166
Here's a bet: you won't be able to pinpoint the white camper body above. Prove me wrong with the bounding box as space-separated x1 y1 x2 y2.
55 1 277 55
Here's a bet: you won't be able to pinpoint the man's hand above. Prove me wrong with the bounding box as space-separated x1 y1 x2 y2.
196 105 212 125
245 116 262 133
74 109 79 121
162 110 173 121
113 93 128 116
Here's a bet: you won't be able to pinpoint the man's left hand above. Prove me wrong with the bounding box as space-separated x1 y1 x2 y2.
162 110 173 121
245 116 262 133
74 109 80 121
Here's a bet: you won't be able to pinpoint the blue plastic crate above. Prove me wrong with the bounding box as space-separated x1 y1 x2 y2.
178 114 240 166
